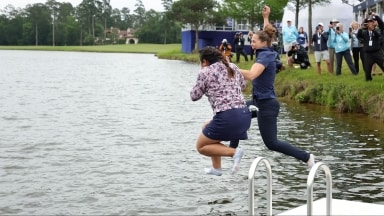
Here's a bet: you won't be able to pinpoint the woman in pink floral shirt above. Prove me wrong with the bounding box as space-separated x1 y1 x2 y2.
190 47 251 176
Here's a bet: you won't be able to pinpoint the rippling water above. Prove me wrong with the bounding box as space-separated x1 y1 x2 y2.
0 50 383 215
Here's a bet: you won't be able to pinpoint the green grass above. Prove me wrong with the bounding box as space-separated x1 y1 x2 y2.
275 54 384 119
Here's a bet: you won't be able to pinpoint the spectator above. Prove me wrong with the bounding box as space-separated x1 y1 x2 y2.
218 38 233 62
233 32 248 63
282 19 298 60
357 17 384 81
287 42 311 69
334 23 357 75
371 14 384 75
248 31 255 60
312 22 332 74
297 26 309 50
350 21 364 74
327 18 339 74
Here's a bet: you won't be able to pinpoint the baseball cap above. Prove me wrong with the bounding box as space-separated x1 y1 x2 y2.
287 18 292 22
366 17 374 22
331 18 339 23
318 22 324 27
222 39 227 43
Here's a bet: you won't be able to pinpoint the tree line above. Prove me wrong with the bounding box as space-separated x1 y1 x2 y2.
0 0 330 47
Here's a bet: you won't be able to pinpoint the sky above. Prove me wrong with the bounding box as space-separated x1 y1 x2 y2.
0 0 164 11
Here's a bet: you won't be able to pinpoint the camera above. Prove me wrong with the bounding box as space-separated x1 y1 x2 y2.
368 11 372 15
336 26 340 31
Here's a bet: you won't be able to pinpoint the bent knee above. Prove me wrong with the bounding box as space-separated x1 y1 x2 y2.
264 142 278 151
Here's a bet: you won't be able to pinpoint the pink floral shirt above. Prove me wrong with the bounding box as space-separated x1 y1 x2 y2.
190 62 247 113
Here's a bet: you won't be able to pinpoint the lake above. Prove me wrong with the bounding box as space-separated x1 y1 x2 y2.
0 50 383 215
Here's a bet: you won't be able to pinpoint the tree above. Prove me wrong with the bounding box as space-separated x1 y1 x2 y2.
288 0 331 53
170 0 222 52
288 0 330 27
135 9 181 44
133 0 146 28
161 0 172 44
221 0 288 30
26 3 52 45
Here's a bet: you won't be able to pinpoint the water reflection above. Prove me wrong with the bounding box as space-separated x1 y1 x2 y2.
0 50 383 215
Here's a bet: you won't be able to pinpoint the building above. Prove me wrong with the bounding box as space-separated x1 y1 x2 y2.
353 0 383 20
181 18 266 54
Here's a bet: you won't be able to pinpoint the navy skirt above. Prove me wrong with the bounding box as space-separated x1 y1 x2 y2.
203 107 252 141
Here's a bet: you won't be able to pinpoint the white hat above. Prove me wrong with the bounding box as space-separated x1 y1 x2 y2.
331 18 339 23
222 39 227 43
287 18 292 22
318 22 324 27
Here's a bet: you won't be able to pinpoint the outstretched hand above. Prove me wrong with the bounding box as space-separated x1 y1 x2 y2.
262 5 270 18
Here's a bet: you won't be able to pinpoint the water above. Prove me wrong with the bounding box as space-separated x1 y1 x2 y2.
0 50 383 215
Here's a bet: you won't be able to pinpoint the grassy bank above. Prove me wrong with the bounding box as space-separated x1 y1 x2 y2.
157 46 384 120
2 44 384 120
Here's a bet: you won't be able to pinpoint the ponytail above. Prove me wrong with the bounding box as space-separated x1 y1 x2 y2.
199 46 235 78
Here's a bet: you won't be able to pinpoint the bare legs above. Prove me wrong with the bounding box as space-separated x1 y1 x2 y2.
196 133 235 169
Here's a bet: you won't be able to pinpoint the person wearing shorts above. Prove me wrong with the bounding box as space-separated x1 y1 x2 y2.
312 22 332 74
190 47 251 176
282 19 298 61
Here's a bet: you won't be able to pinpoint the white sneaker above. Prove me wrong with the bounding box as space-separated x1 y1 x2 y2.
231 147 244 174
204 167 222 176
248 105 259 112
307 154 315 168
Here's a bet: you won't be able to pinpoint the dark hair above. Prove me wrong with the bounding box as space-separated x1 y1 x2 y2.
199 46 235 78
256 23 276 47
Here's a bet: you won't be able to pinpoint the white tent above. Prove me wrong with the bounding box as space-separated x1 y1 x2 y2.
282 1 358 33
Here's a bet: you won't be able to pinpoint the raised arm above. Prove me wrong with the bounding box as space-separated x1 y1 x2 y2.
262 6 270 28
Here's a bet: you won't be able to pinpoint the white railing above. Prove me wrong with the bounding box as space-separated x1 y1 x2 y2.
306 162 333 215
248 157 272 216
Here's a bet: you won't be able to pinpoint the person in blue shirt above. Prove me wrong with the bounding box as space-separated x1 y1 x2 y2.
297 26 308 50
334 23 357 75
312 22 332 74
328 18 339 73
282 18 298 60
240 6 315 168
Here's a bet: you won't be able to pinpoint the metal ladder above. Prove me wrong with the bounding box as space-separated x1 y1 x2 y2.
248 157 333 215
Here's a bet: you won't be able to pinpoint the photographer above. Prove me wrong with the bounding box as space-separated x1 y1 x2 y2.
287 42 310 69
357 16 384 81
219 38 232 62
334 23 357 76
312 23 332 74
327 18 339 73
233 32 248 63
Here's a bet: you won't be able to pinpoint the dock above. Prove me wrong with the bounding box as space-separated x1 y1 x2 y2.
248 157 384 216
278 198 384 215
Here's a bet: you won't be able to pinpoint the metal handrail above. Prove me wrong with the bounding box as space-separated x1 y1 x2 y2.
248 157 272 216
306 162 333 216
